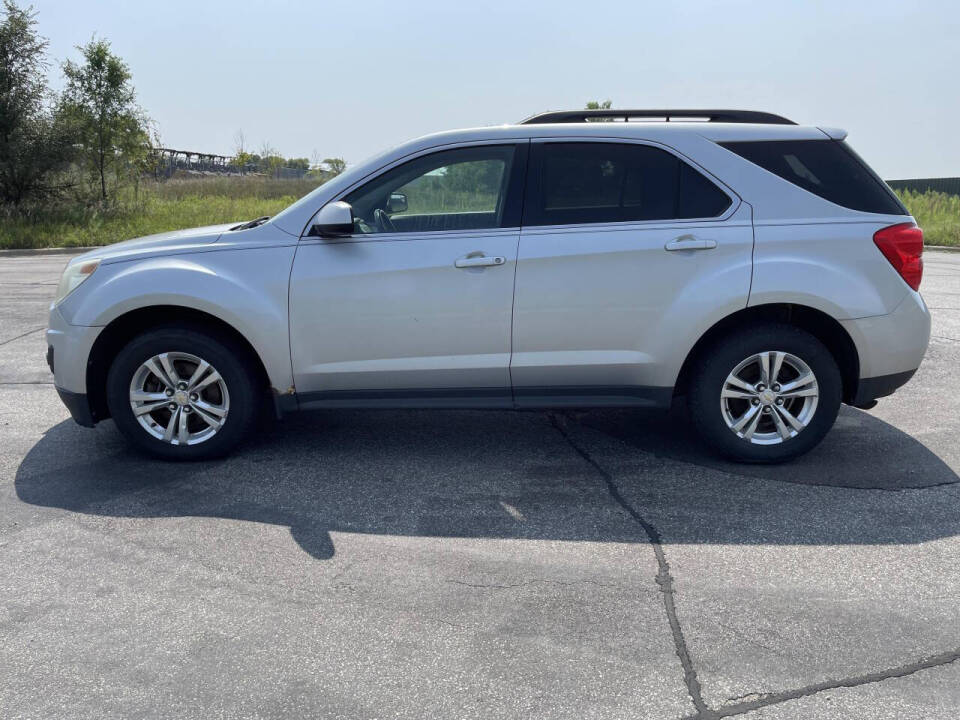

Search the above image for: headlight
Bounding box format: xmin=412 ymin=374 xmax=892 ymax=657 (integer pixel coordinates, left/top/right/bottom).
xmin=55 ymin=258 xmax=101 ymax=305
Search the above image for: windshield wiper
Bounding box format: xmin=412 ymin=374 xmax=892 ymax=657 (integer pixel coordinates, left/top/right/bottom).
xmin=231 ymin=216 xmax=270 ymax=231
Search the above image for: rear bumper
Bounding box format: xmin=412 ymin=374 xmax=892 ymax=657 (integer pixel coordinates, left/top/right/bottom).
xmin=841 ymin=290 xmax=930 ymax=402
xmin=851 ymin=369 xmax=917 ymax=406
xmin=56 ymin=387 xmax=95 ymax=427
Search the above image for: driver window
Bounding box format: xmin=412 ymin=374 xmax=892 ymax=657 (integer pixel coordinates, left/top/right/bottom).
xmin=343 ymin=145 xmax=515 ymax=235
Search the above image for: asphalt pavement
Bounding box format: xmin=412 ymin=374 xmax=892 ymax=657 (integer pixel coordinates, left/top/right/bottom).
xmin=1 ymin=250 xmax=959 ymax=719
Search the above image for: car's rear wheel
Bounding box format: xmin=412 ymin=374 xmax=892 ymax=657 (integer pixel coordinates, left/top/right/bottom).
xmin=688 ymin=323 xmax=842 ymax=463
xmin=106 ymin=327 xmax=259 ymax=460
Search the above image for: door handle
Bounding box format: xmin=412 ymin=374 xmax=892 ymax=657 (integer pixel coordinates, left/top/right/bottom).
xmin=664 ymin=235 xmax=717 ymax=251
xmin=455 ymin=254 xmax=506 ymax=268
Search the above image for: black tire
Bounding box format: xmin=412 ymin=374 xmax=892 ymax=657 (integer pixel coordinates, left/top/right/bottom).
xmin=687 ymin=322 xmax=842 ymax=463
xmin=106 ymin=326 xmax=260 ymax=461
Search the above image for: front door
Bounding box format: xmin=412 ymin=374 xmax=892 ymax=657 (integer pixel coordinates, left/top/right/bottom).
xmin=289 ymin=142 xmax=528 ymax=408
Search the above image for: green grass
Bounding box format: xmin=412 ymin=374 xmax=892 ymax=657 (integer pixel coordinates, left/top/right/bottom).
xmin=0 ymin=177 xmax=957 ymax=250
xmin=0 ymin=176 xmax=322 ymax=249
xmin=896 ymin=189 xmax=960 ymax=247
xmin=151 ymin=175 xmax=321 ymax=201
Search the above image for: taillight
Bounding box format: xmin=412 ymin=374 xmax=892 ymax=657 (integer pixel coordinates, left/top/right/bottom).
xmin=873 ymin=222 xmax=924 ymax=291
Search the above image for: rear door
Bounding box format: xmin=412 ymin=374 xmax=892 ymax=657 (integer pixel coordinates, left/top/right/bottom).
xmin=511 ymin=139 xmax=754 ymax=406
xmin=289 ymin=142 xmax=528 ymax=407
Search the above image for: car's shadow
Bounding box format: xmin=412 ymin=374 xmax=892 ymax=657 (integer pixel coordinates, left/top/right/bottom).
xmin=576 ymin=402 xmax=960 ymax=490
xmin=14 ymin=405 xmax=960 ymax=560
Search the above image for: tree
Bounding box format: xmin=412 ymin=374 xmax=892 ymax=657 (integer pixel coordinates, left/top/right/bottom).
xmin=0 ymin=1 xmax=72 ymax=205
xmin=444 ymin=159 xmax=501 ymax=195
xmin=321 ymin=157 xmax=346 ymax=176
xmin=233 ymin=129 xmax=253 ymax=175
xmin=586 ymin=100 xmax=613 ymax=110
xmin=257 ymin=140 xmax=284 ymax=177
xmin=307 ymin=156 xmax=345 ymax=183
xmin=60 ymin=38 xmax=151 ymax=203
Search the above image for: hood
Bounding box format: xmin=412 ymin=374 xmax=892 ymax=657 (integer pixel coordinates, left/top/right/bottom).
xmin=77 ymin=223 xmax=240 ymax=265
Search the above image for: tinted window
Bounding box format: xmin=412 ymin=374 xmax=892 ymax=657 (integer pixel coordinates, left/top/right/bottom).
xmin=525 ymin=142 xmax=731 ymax=226
xmin=679 ymin=162 xmax=733 ymax=218
xmin=344 ymin=145 xmax=518 ymax=234
xmin=720 ymin=139 xmax=906 ymax=215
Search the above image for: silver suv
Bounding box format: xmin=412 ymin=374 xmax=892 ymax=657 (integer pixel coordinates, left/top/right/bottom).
xmin=46 ymin=109 xmax=930 ymax=462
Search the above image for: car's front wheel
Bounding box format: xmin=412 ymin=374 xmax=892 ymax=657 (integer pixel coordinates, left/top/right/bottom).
xmin=106 ymin=327 xmax=260 ymax=460
xmin=688 ymin=323 xmax=842 ymax=463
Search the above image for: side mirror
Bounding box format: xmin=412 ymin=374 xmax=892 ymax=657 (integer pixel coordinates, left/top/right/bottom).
xmin=386 ymin=192 xmax=408 ymax=214
xmin=312 ymin=201 xmax=354 ymax=237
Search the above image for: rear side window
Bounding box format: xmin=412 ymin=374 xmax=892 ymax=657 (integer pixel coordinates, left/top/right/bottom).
xmin=720 ymin=139 xmax=906 ymax=215
xmin=524 ymin=142 xmax=732 ymax=226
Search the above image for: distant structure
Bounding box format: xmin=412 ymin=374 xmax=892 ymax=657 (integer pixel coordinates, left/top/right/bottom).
xmin=154 ymin=147 xmax=308 ymax=179
xmin=887 ymin=177 xmax=960 ymax=197
xmin=155 ymin=148 xmax=236 ymax=176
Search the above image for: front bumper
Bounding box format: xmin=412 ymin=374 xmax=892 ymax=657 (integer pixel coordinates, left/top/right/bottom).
xmin=46 ymin=304 xmax=102 ymax=394
xmin=47 ymin=303 xmax=103 ymax=427
xmin=55 ymin=387 xmax=95 ymax=427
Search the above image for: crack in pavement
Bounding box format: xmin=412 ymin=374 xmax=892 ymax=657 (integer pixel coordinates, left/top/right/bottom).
xmin=548 ymin=412 xmax=711 ymax=718
xmin=0 ymin=327 xmax=44 ymax=347
xmin=683 ymin=647 xmax=960 ymax=718
xmin=549 ymin=413 xmax=960 ymax=719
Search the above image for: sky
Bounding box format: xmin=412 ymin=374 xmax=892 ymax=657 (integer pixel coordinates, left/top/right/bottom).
xmin=34 ymin=0 xmax=960 ymax=179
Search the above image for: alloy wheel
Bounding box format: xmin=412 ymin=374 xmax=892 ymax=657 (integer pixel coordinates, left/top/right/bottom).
xmin=720 ymin=350 xmax=819 ymax=445
xmin=128 ymin=351 xmax=230 ymax=446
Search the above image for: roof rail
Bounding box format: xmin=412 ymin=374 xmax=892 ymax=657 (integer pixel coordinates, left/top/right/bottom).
xmin=518 ymin=109 xmax=796 ymax=125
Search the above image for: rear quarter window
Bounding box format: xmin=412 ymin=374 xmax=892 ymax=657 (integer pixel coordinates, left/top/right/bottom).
xmin=720 ymin=139 xmax=906 ymax=215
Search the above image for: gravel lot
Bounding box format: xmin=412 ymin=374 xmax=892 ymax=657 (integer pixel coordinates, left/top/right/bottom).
xmin=1 ymin=250 xmax=959 ymax=719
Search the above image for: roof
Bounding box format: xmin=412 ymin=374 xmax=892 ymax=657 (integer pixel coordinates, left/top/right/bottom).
xmin=404 ymin=122 xmax=831 ymax=148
